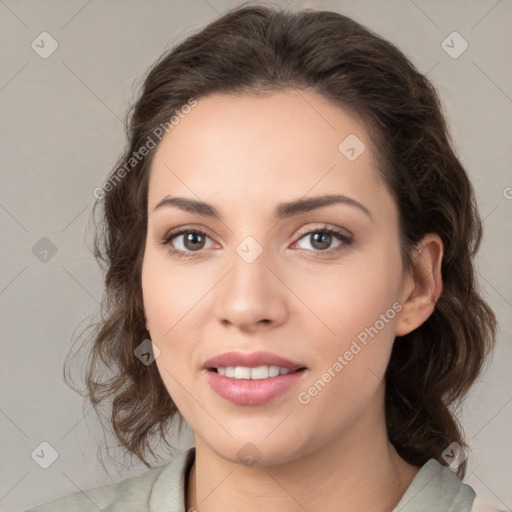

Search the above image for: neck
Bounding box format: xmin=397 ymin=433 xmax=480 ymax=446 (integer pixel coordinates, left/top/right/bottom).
xmin=186 ymin=389 xmax=420 ymax=512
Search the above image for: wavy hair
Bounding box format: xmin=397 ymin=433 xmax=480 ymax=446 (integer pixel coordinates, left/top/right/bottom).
xmin=65 ymin=3 xmax=497 ymax=478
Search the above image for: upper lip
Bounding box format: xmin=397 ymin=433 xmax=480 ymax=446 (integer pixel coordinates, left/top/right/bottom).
xmin=203 ymin=351 xmax=306 ymax=371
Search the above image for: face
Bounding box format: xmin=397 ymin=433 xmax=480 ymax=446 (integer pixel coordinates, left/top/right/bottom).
xmin=141 ymin=90 xmax=410 ymax=465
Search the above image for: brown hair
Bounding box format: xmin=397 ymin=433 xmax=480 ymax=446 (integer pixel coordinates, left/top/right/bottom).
xmin=65 ymin=3 xmax=497 ymax=478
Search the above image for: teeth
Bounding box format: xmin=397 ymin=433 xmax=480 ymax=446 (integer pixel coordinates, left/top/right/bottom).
xmin=235 ymin=366 xmax=251 ymax=379
xmin=215 ymin=365 xmax=295 ymax=379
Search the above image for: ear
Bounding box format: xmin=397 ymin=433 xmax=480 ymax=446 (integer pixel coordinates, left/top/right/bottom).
xmin=394 ymin=233 xmax=444 ymax=337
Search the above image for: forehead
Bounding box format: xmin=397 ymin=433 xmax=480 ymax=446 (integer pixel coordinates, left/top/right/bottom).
xmin=147 ymin=90 xmax=391 ymax=218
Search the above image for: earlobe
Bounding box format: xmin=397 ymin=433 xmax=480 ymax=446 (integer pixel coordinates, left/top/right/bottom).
xmin=394 ymin=233 xmax=443 ymax=337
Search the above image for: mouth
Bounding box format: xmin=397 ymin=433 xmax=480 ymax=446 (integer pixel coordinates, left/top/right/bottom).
xmin=208 ymin=365 xmax=306 ymax=379
xmin=203 ymin=350 xmax=306 ymax=373
xmin=203 ymin=351 xmax=308 ymax=405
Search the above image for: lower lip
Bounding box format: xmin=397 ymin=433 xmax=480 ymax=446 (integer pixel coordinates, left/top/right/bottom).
xmin=205 ymin=369 xmax=306 ymax=405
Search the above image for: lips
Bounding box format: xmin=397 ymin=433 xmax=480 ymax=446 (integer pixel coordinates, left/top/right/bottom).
xmin=203 ymin=351 xmax=306 ymax=372
xmin=203 ymin=351 xmax=307 ymax=405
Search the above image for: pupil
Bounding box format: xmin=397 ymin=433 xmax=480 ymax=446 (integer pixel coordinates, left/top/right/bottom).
xmin=312 ymin=233 xmax=331 ymax=250
xmin=185 ymin=233 xmax=205 ymax=250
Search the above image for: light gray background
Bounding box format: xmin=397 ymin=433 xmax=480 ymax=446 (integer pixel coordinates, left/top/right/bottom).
xmin=1 ymin=1 xmax=511 ymax=511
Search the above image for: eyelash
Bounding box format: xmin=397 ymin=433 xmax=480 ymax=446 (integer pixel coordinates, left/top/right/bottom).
xmin=160 ymin=225 xmax=353 ymax=259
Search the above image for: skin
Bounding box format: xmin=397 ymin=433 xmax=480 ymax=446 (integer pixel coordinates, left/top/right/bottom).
xmin=141 ymin=90 xmax=443 ymax=512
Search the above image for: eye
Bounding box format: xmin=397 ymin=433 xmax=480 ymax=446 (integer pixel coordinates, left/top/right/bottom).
xmin=160 ymin=228 xmax=215 ymax=258
xmin=160 ymin=225 xmax=353 ymax=259
xmin=293 ymin=225 xmax=352 ymax=255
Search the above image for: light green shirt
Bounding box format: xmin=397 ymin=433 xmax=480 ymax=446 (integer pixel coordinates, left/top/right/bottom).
xmin=25 ymin=447 xmax=475 ymax=511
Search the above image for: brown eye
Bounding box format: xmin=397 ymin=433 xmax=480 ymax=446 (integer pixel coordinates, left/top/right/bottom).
xmin=181 ymin=232 xmax=207 ymax=251
xmin=161 ymin=228 xmax=215 ymax=257
xmin=295 ymin=227 xmax=352 ymax=254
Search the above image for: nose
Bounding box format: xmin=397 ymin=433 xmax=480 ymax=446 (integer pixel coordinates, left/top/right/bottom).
xmin=214 ymin=246 xmax=288 ymax=332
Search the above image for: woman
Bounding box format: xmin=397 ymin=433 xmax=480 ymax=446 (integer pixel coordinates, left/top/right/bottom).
xmin=27 ymin=3 xmax=497 ymax=511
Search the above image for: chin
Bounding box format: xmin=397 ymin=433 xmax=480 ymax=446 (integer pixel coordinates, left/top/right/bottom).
xmin=196 ymin=429 xmax=313 ymax=468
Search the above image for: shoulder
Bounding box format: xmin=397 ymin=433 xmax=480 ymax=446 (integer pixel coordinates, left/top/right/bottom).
xmin=393 ymin=458 xmax=476 ymax=512
xmin=24 ymin=448 xmax=194 ymax=512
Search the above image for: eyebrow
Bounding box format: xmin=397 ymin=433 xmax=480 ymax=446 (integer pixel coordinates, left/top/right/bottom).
xmin=152 ymin=194 xmax=373 ymax=222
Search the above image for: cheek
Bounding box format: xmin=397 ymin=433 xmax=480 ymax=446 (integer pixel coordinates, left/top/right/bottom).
xmin=141 ymin=251 xmax=218 ymax=401
xmin=289 ymin=247 xmax=403 ymax=415
xmin=141 ymin=257 xmax=199 ymax=414
xmin=294 ymin=265 xmax=401 ymax=427
xmin=290 ymin=251 xmax=402 ymax=346
xmin=141 ymin=251 xmax=212 ymax=339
